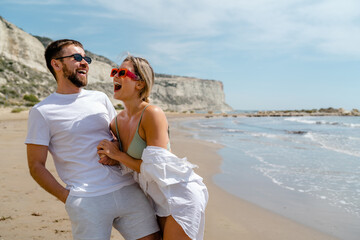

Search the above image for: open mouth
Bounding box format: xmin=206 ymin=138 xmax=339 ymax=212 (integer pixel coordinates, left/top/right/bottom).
xmin=77 ymin=70 xmax=87 ymax=75
xmin=114 ymin=82 xmax=122 ymax=91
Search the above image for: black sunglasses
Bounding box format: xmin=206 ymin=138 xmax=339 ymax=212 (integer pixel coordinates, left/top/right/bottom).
xmin=55 ymin=53 xmax=92 ymax=64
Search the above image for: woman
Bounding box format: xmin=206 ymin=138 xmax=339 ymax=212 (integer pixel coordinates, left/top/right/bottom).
xmin=97 ymin=55 xmax=208 ymax=240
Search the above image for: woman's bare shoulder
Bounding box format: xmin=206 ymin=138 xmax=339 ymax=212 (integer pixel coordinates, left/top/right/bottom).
xmin=110 ymin=111 xmax=126 ymax=127
xmin=143 ymin=105 xmax=166 ymax=121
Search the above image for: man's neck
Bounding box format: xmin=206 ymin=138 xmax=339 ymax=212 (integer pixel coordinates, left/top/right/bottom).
xmin=56 ymin=78 xmax=82 ymax=94
xmin=56 ymin=84 xmax=82 ymax=94
xmin=56 ymin=88 xmax=82 ymax=94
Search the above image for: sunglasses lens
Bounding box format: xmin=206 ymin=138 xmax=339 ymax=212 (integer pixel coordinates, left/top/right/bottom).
xmin=73 ymin=54 xmax=82 ymax=62
xmin=118 ymin=69 xmax=126 ymax=77
xmin=84 ymin=56 xmax=92 ymax=64
xmin=110 ymin=69 xmax=118 ymax=77
xmin=72 ymin=54 xmax=92 ymax=64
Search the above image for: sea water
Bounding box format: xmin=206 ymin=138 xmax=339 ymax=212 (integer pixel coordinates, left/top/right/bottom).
xmin=180 ymin=116 xmax=360 ymax=239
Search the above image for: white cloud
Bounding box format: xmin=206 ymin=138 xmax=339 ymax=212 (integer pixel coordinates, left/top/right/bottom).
xmin=89 ymin=0 xmax=222 ymax=38
xmin=5 ymin=0 xmax=360 ymax=59
xmin=29 ymin=0 xmax=352 ymax=64
xmin=86 ymin=0 xmax=360 ymax=59
xmin=148 ymin=41 xmax=201 ymax=61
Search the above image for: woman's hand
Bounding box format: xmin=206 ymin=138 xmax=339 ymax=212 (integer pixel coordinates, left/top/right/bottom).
xmin=98 ymin=154 xmax=120 ymax=166
xmin=97 ymin=139 xmax=122 ymax=161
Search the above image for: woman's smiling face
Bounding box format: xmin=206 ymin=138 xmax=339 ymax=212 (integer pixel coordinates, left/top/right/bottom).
xmin=113 ymin=61 xmax=138 ymax=100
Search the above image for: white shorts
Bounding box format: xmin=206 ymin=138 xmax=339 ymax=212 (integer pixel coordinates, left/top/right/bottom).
xmin=65 ymin=183 xmax=159 ymax=240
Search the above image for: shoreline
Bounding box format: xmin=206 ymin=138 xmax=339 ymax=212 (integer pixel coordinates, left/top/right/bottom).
xmin=0 ymin=108 xmax=338 ymax=239
xmin=168 ymin=115 xmax=338 ymax=240
xmin=3 ymin=105 xmax=360 ymax=120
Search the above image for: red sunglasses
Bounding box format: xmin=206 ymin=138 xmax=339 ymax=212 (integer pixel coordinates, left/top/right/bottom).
xmin=110 ymin=68 xmax=139 ymax=80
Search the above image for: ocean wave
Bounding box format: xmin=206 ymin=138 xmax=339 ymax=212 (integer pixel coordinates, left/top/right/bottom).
xmin=304 ymin=132 xmax=360 ymax=157
xmin=285 ymin=117 xmax=360 ymax=128
xmin=197 ymin=123 xmax=223 ymax=129
xmin=205 ymin=139 xmax=218 ymax=144
xmin=249 ymin=132 xmax=281 ymax=139
xmin=245 ymin=151 xmax=285 ymax=169
xmin=227 ymin=129 xmax=244 ymax=133
xmin=285 ymin=117 xmax=317 ymax=125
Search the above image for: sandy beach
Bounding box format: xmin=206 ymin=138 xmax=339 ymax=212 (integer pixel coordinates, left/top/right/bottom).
xmin=0 ymin=108 xmax=338 ymax=240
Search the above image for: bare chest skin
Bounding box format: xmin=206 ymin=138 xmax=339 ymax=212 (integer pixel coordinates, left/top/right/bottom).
xmin=114 ymin=111 xmax=145 ymax=153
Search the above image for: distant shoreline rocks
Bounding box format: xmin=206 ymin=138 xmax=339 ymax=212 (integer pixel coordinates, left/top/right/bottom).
xmin=203 ymin=107 xmax=360 ymax=118
xmin=250 ymin=107 xmax=360 ymax=117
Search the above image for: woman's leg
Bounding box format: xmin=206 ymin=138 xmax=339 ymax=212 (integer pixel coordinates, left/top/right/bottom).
xmin=158 ymin=216 xmax=166 ymax=234
xmin=162 ymin=216 xmax=191 ymax=240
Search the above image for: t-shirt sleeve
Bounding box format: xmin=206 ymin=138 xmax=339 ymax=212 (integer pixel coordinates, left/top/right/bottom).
xmin=24 ymin=107 xmax=50 ymax=146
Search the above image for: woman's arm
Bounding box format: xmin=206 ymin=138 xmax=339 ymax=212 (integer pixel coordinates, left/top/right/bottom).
xmin=97 ymin=139 xmax=143 ymax=172
xmin=141 ymin=105 xmax=169 ymax=149
xmin=97 ymin=105 xmax=169 ymax=172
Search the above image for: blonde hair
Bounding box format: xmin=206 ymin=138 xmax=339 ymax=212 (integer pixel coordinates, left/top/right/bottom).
xmin=123 ymin=55 xmax=154 ymax=103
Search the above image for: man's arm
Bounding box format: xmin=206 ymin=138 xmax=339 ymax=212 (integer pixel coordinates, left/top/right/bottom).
xmin=27 ymin=144 xmax=69 ymax=203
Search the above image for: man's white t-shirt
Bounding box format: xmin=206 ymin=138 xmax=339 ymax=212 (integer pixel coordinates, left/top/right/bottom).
xmin=25 ymin=89 xmax=134 ymax=197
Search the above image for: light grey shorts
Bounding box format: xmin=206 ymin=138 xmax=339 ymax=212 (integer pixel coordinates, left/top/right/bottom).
xmin=65 ymin=183 xmax=160 ymax=240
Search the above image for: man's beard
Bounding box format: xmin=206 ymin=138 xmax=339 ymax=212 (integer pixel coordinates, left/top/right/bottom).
xmin=63 ymin=64 xmax=87 ymax=88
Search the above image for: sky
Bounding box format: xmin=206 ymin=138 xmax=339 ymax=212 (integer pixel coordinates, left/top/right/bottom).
xmin=1 ymin=0 xmax=359 ymax=111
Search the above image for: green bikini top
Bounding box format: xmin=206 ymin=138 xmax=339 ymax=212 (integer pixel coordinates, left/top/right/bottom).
xmin=115 ymin=105 xmax=170 ymax=159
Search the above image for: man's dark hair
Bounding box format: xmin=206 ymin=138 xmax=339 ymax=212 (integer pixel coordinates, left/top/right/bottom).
xmin=45 ymin=39 xmax=83 ymax=78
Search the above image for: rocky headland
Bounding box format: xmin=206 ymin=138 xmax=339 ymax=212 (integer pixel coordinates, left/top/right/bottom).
xmin=0 ymin=16 xmax=232 ymax=113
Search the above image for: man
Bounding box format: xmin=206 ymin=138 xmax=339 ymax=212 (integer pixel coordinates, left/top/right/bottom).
xmin=25 ymin=39 xmax=160 ymax=240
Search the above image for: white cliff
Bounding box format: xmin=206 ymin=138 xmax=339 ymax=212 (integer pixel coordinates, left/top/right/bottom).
xmin=0 ymin=17 xmax=47 ymax=73
xmin=152 ymin=76 xmax=232 ymax=112
xmin=0 ymin=16 xmax=232 ymax=112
